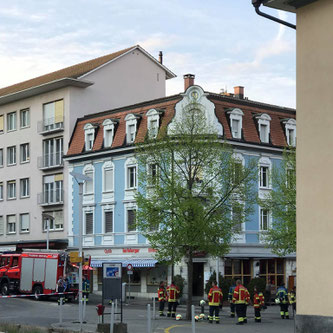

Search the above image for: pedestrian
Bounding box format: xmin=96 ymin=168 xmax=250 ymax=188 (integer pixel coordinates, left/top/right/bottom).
xmin=166 ymin=281 xmax=180 ymax=318
xmin=228 ymin=280 xmax=236 ymax=318
xmin=57 ymin=276 xmax=65 ymax=305
xmin=288 ymin=286 xmax=296 ymax=316
xmin=276 ymin=283 xmax=289 ymax=319
xmin=158 ymin=281 xmax=167 ymax=316
xmin=253 ymin=286 xmax=264 ymax=323
xmin=82 ymin=276 xmax=90 ymax=302
xmin=232 ymin=279 xmax=247 ymax=325
xmin=208 ymin=280 xmax=223 ymax=324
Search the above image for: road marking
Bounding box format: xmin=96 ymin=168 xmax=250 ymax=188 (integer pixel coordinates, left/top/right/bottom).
xmin=164 ymin=324 xmax=187 ymax=333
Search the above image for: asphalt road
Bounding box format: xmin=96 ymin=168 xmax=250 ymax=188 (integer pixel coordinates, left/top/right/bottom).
xmin=0 ymin=297 xmax=296 ymax=333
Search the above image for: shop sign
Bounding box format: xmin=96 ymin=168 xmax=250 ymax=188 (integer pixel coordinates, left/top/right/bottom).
xmin=104 ymin=249 xmax=112 ymax=254
xmin=123 ymin=248 xmax=140 ymax=254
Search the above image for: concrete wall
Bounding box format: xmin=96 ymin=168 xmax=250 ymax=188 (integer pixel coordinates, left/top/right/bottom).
xmin=297 ymin=0 xmax=333 ymax=319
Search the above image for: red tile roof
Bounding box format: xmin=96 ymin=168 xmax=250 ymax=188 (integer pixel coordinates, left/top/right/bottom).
xmin=66 ymin=92 xmax=295 ymax=157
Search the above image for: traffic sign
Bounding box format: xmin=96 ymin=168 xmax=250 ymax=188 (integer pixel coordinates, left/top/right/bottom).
xmin=127 ymin=264 xmax=133 ymax=271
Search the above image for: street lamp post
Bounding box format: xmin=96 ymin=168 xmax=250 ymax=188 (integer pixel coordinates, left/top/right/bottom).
xmin=42 ymin=213 xmax=54 ymax=251
xmin=70 ymin=172 xmax=92 ymax=330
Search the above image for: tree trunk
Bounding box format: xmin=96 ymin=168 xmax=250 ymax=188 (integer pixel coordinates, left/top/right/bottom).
xmin=186 ymin=252 xmax=193 ymax=320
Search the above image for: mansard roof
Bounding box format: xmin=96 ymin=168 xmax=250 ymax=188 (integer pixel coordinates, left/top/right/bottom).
xmin=66 ymin=86 xmax=296 ymax=158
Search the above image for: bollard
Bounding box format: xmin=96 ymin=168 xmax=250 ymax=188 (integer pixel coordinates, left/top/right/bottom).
xmin=110 ymin=302 xmax=115 ymax=333
xmin=59 ymin=297 xmax=63 ymax=326
xmin=153 ymin=298 xmax=156 ymax=320
xmin=191 ymin=304 xmax=195 ymax=333
xmin=147 ymin=304 xmax=151 ymax=333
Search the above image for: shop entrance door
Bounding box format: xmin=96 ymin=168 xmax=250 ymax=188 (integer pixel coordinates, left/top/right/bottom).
xmin=192 ymin=262 xmax=204 ymax=296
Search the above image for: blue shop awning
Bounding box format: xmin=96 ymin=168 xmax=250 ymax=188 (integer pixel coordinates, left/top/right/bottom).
xmin=91 ymin=259 xmax=158 ymax=268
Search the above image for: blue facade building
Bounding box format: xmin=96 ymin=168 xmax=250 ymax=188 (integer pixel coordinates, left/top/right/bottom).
xmin=65 ymin=77 xmax=296 ymax=298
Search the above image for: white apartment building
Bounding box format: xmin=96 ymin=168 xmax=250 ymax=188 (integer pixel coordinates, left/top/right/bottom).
xmin=0 ymin=45 xmax=175 ymax=251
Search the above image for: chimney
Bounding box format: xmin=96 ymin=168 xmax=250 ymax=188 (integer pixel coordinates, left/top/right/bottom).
xmin=184 ymin=74 xmax=195 ymax=91
xmin=159 ymin=51 xmax=163 ymax=64
xmin=234 ymin=86 xmax=244 ymax=99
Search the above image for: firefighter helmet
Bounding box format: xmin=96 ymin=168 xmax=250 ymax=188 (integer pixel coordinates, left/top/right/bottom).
xmin=176 ymin=314 xmax=182 ymax=320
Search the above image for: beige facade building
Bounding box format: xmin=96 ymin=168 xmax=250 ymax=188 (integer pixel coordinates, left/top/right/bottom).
xmin=0 ymin=45 xmax=175 ymax=251
xmin=263 ymin=0 xmax=333 ymax=331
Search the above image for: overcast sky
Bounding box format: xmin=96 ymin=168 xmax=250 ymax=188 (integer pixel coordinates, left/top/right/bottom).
xmin=0 ymin=0 xmax=296 ymax=108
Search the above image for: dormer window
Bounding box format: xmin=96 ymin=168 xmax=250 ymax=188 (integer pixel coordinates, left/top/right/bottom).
xmin=125 ymin=114 xmax=140 ymax=144
xmin=227 ymin=108 xmax=244 ymax=139
xmin=84 ymin=123 xmax=96 ymax=151
xmin=255 ymin=114 xmax=271 ymax=143
xmin=282 ymin=119 xmax=296 ymax=147
xmin=146 ymin=108 xmax=164 ymax=139
xmin=103 ymin=119 xmax=118 ymax=148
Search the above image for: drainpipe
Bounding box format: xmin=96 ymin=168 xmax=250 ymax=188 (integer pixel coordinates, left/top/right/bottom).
xmin=252 ymin=0 xmax=296 ymax=30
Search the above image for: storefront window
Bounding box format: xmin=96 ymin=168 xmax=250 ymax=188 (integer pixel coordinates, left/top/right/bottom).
xmin=122 ymin=267 xmax=141 ymax=284
xmin=224 ymin=259 xmax=252 ymax=286
xmin=259 ymin=259 xmax=285 ymax=287
xmin=146 ymin=265 xmax=168 ymax=285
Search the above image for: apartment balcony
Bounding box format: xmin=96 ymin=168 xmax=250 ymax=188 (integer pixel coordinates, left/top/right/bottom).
xmin=38 ymin=153 xmax=63 ymax=170
xmin=38 ymin=189 xmax=64 ymax=206
xmin=38 ymin=116 xmax=64 ymax=135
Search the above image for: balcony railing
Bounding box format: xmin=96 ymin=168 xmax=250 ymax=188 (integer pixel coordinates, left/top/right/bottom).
xmin=38 ymin=189 xmax=64 ymax=206
xmin=38 ymin=153 xmax=63 ymax=169
xmin=38 ymin=116 xmax=64 ymax=134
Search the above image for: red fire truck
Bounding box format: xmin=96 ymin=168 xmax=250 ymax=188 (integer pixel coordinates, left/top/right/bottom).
xmin=0 ymin=251 xmax=77 ymax=300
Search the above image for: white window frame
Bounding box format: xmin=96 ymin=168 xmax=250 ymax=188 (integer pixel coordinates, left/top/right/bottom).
xmin=6 ymin=214 xmax=16 ymax=234
xmin=20 ymin=143 xmax=30 ymax=164
xmin=125 ymin=114 xmax=140 ymax=144
xmin=20 ymin=108 xmax=30 ymax=128
xmin=146 ymin=108 xmax=163 ymax=139
xmin=20 ymin=178 xmax=30 ymax=198
xmin=43 ymin=210 xmax=64 ymax=231
xmin=43 ymin=137 xmax=63 ymax=168
xmin=227 ymin=108 xmax=244 ymax=139
xmin=259 ymin=157 xmax=271 ymax=189
xmin=7 ymin=112 xmax=17 ymax=132
xmin=84 ymin=123 xmax=96 ymax=151
xmin=125 ymin=158 xmax=137 ymax=190
xmin=260 ymin=207 xmax=270 ymax=231
xmin=103 ymin=119 xmax=117 ymax=148
xmin=102 ymin=161 xmax=114 ymax=193
xmin=282 ymin=119 xmax=296 ymax=147
xmin=7 ymin=146 xmax=16 ymax=166
xmin=7 ymin=180 xmax=16 ymax=200
xmin=255 ymin=113 xmax=271 ymax=143
xmin=83 ymin=164 xmax=94 ymax=194
xmin=20 ymin=213 xmax=30 ymax=233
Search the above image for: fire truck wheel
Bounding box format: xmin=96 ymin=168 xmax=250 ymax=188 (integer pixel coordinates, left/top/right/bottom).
xmin=1 ymin=283 xmax=9 ymax=295
xmin=32 ymin=285 xmax=43 ymax=300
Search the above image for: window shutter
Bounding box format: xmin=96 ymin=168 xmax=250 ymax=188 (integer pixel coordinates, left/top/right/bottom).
xmin=85 ymin=212 xmax=93 ymax=234
xmin=127 ymin=210 xmax=136 ymax=232
xmin=20 ymin=214 xmax=30 ymax=231
xmin=55 ymin=100 xmax=64 ymax=123
xmin=105 ymin=211 xmax=113 ymax=233
xmin=104 ymin=169 xmax=113 ymax=191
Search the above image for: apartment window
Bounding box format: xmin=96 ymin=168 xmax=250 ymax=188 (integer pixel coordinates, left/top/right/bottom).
xmin=0 ymin=115 xmax=3 ymax=134
xmin=283 ymin=119 xmax=296 ymax=147
xmin=20 ymin=213 xmax=30 ymax=233
xmin=147 ymin=108 xmax=163 ymax=139
xmin=105 ymin=211 xmax=113 ymax=233
xmin=259 ymin=124 xmax=268 ymax=143
xmin=7 ymin=112 xmax=16 ymax=131
xmin=233 ymin=162 xmax=243 ymax=184
xmin=43 ymin=100 xmax=64 ymax=131
xmin=231 ymin=119 xmax=240 ymax=138
xmin=43 ymin=137 xmax=63 ymax=167
xmin=0 ymin=182 xmax=3 ymax=200
xmin=0 ymin=216 xmax=3 ymax=235
xmin=128 ymin=124 xmax=136 ymax=143
xmin=20 ymin=143 xmax=30 ymax=163
xmin=7 ymin=215 xmax=16 ymax=234
xmin=0 ymin=148 xmax=3 ymax=167
xmin=232 ymin=204 xmax=243 ymax=232
xmin=127 ymin=209 xmax=136 ymax=232
xmin=85 ymin=212 xmax=93 ymax=235
xmin=227 ymin=108 xmax=244 ymax=139
xmin=103 ymin=119 xmax=117 ymax=148
xmin=42 ymin=174 xmax=63 ymax=204
xmin=20 ymin=178 xmax=30 ymax=198
xmin=125 ymin=114 xmax=139 ymax=144
xmin=259 ymin=166 xmax=269 ymax=188
xmin=260 ymin=208 xmax=270 ymax=231
xmin=84 ymin=123 xmax=96 ymax=151
xmin=20 ymin=108 xmax=30 ymax=128
xmin=7 ymin=180 xmax=16 ymax=199
xmin=43 ymin=211 xmax=63 ymax=231
xmin=127 ymin=166 xmax=137 ymax=189
xmin=148 ymin=163 xmax=158 ymax=185
xmin=256 ymin=113 xmax=271 ymax=143
xmin=7 ymin=146 xmax=16 ymax=165
xmin=104 ymin=166 xmax=114 ymax=192
xmin=84 ymin=168 xmax=94 ymax=194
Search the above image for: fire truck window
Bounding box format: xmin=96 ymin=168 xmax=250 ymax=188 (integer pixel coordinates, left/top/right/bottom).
xmin=0 ymin=258 xmax=8 ymax=266
xmin=12 ymin=257 xmax=18 ymax=266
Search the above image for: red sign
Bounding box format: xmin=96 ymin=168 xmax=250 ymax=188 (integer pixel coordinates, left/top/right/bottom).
xmin=104 ymin=249 xmax=112 ymax=254
xmin=127 ymin=264 xmax=133 ymax=271
xmin=123 ymin=248 xmax=140 ymax=254
xmin=148 ymin=248 xmax=157 ymax=253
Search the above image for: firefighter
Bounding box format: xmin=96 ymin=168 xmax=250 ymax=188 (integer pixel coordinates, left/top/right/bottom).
xmin=57 ymin=276 xmax=65 ymax=304
xmin=158 ymin=281 xmax=167 ymax=316
xmin=166 ymin=281 xmax=180 ymax=318
xmin=253 ymin=286 xmax=264 ymax=322
xmin=228 ymin=280 xmax=236 ymax=318
xmin=289 ymin=286 xmax=296 ymax=315
xmin=276 ymin=283 xmax=289 ymax=319
xmin=232 ymin=279 xmax=247 ymax=325
xmin=244 ymin=287 xmax=250 ymax=323
xmin=82 ymin=276 xmax=90 ymax=302
xmin=207 ymin=280 xmax=223 ymax=324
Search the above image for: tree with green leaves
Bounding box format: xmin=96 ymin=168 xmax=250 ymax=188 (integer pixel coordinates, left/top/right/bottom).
xmin=258 ymin=148 xmax=296 ymax=256
xmin=135 ymin=104 xmax=257 ymax=319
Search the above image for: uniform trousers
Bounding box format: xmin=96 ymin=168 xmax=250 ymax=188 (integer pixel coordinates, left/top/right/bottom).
xmin=167 ymin=301 xmax=177 ymax=317
xmin=209 ymin=305 xmax=220 ymax=322
xmin=235 ymin=303 xmax=246 ymax=323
